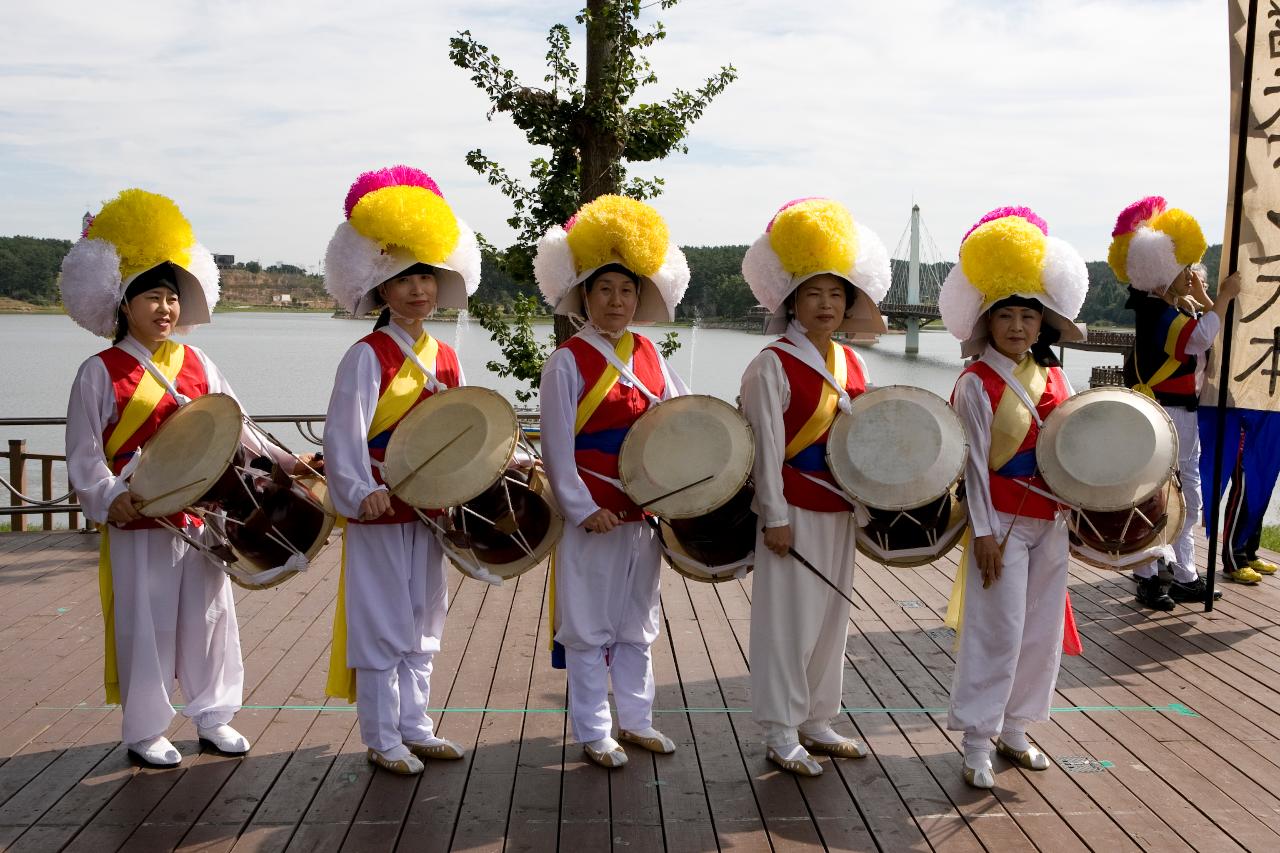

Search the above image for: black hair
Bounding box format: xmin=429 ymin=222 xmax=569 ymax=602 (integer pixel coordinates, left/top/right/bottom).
xmin=372 ymin=263 xmax=438 ymax=330
xmin=987 ymin=295 xmax=1061 ymax=367
xmin=582 ymin=263 xmax=639 ymax=293
xmin=783 ymin=276 xmax=858 ymax=321
xmin=112 ymin=263 xmax=181 ymax=344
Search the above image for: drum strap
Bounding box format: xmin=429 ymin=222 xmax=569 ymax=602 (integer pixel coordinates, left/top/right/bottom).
xmin=117 ymin=336 xmax=191 ymax=407
xmin=578 ymin=331 xmax=661 ymax=404
xmin=380 ymin=325 xmax=446 ymax=394
xmin=792 ymin=469 xmax=870 ymax=525
xmin=770 ymin=339 xmax=855 ymax=415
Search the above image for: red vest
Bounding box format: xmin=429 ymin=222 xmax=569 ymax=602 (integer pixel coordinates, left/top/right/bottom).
xmin=961 ymin=359 xmax=1070 ymax=520
xmin=98 ymin=344 xmax=209 ymax=530
xmin=767 ymin=339 xmax=867 ymax=512
xmin=565 ymin=334 xmax=666 ymax=522
xmin=352 ymin=330 xmax=463 ymax=525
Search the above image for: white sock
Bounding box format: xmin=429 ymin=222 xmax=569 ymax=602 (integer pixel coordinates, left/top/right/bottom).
xmin=771 ymin=742 xmax=809 ymax=762
xmin=587 ymin=736 xmax=621 ymax=753
xmin=373 ymin=743 xmax=412 ymax=762
xmin=999 ymin=729 xmax=1030 ymax=751
xmin=798 ymin=726 xmax=844 ymax=744
xmin=964 ymin=748 xmax=993 ymax=770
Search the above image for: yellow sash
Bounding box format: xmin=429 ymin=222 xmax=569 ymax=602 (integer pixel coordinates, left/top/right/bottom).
xmin=945 ymin=356 xmax=1049 ymax=644
xmin=326 ymin=332 xmax=440 ymax=702
xmin=97 ymin=340 xmax=187 ymax=704
xmin=783 ymin=340 xmax=848 ymax=460
xmin=368 ymin=332 xmax=440 ymax=439
xmin=1132 ymin=314 xmax=1191 ymax=399
xmin=574 ymin=332 xmax=634 ymax=434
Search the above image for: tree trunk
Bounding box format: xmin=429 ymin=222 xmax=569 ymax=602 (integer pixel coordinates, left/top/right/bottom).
xmin=557 ymin=0 xmax=625 ymax=345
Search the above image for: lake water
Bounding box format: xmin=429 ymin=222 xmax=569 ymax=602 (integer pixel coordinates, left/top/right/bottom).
xmin=3 ymin=312 xmax=1275 ymax=525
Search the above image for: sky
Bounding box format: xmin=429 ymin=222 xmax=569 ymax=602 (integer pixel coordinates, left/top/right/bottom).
xmin=0 ymin=0 xmax=1230 ymax=270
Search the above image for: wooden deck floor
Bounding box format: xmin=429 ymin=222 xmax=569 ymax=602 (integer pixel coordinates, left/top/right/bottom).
xmin=1 ymin=530 xmax=1280 ymax=852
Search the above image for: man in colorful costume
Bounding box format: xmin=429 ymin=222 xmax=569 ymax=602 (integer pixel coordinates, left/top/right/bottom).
xmin=739 ymin=198 xmax=891 ymax=776
xmin=62 ymin=189 xmax=292 ymax=766
xmin=1109 ymin=197 xmax=1246 ymax=604
xmin=939 ymin=207 xmax=1088 ymax=789
xmin=535 ymin=195 xmax=691 ymax=768
xmin=321 ymin=166 xmax=480 ymax=775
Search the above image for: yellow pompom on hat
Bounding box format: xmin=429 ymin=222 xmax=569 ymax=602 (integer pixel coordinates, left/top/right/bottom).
xmin=533 ymin=195 xmax=689 ymax=323
xmin=324 ymin=165 xmax=480 ymax=316
xmin=58 ymin=189 xmax=220 ymax=338
xmin=1107 ymin=196 xmax=1207 ymax=293
xmin=938 ymin=206 xmax=1089 ymax=357
xmin=741 ymin=197 xmax=891 ymax=335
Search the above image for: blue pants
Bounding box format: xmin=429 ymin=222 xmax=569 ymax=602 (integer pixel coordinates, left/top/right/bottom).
xmin=1199 ymin=407 xmax=1280 ymax=569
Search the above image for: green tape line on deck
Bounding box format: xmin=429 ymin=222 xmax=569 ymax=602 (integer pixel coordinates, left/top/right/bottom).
xmin=43 ymin=702 xmax=1198 ymax=717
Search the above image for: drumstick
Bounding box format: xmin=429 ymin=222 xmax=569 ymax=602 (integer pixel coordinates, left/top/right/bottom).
xmin=786 ymin=545 xmax=861 ymax=610
xmin=135 ymin=477 xmax=210 ymax=512
xmin=387 ymin=425 xmax=474 ymax=495
xmin=637 ymin=474 xmax=716 ymax=510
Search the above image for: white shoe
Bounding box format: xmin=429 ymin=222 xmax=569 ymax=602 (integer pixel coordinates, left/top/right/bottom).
xmin=128 ymin=735 xmax=181 ymax=767
xmin=618 ymin=727 xmax=676 ymax=754
xmin=584 ymin=737 xmax=628 ymax=768
xmin=767 ymin=742 xmax=823 ymax=777
xmin=197 ymin=723 xmax=251 ymax=755
xmin=367 ymin=744 xmax=424 ymax=775
xmin=963 ymin=754 xmax=995 ymax=789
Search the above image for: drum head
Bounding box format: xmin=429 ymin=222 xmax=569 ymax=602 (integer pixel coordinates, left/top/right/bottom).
xmin=827 ymin=386 xmax=967 ymax=511
xmin=444 ymin=466 xmax=564 ymax=583
xmin=383 ymin=387 xmax=518 ymax=509
xmin=131 ymin=393 xmax=243 ymax=518
xmin=618 ymin=395 xmax=754 ymax=520
xmin=1038 ymin=387 xmax=1177 ymax=512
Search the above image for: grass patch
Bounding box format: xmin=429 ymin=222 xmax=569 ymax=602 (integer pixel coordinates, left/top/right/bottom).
xmin=1263 ymin=525 xmax=1280 ymax=553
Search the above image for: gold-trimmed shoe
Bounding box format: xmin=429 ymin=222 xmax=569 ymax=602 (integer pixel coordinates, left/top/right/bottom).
xmin=618 ymin=728 xmax=676 ymax=755
xmin=766 ymin=746 xmax=823 ymax=777
xmin=584 ymin=740 xmax=629 ymax=768
xmin=799 ymin=733 xmax=867 ymax=759
xmin=405 ymin=738 xmax=465 ymax=761
xmin=367 ymin=748 xmax=424 ymax=776
xmin=963 ymin=763 xmax=995 ymax=789
xmin=995 ymin=739 xmax=1051 ymax=771
xmin=1248 ymin=558 xmax=1278 ymax=575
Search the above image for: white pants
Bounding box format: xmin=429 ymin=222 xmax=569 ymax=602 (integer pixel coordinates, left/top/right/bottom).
xmin=108 ymin=526 xmax=244 ymax=745
xmin=948 ymin=512 xmax=1068 ymax=741
xmin=554 ymin=521 xmax=661 ymax=743
xmin=1135 ymin=406 xmax=1201 ymax=582
xmin=750 ymin=506 xmax=857 ymax=748
xmin=343 ymin=521 xmax=449 ymax=752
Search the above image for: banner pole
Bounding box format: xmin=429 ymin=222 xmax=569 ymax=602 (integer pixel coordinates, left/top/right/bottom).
xmin=1206 ymin=0 xmax=1258 ymax=612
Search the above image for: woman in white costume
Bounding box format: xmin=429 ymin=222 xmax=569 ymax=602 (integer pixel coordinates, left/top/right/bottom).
xmin=738 ymin=198 xmax=891 ymax=776
xmin=62 ymin=189 xmax=299 ymax=766
xmin=321 ymin=166 xmax=480 ymax=775
xmin=535 ymin=195 xmax=690 ymax=768
xmin=939 ymin=206 xmax=1088 ymax=789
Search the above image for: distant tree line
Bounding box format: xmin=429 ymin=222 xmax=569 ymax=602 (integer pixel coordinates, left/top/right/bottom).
xmin=0 ymin=233 xmax=1225 ymax=327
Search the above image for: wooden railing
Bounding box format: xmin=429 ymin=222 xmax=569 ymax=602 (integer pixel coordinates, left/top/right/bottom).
xmin=2 ymin=439 xmax=82 ymax=531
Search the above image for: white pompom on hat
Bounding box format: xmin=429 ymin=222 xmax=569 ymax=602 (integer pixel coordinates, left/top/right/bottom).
xmin=58 ymin=189 xmax=219 ymax=339
xmin=533 ymin=195 xmax=689 ymax=323
xmin=740 ymin=197 xmax=891 ymax=335
xmin=1107 ymin=196 xmax=1207 ymax=294
xmin=939 ymin=206 xmax=1089 ymax=358
xmin=323 ymin=165 xmax=480 ymax=316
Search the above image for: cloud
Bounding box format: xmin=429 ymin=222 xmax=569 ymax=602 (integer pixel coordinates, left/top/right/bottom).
xmin=0 ymin=0 xmax=1229 ymax=266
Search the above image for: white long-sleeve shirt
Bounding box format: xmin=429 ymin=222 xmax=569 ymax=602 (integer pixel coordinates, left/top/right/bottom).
xmin=322 ymin=332 xmax=466 ymax=520
xmin=65 ymin=338 xmax=288 ymax=525
xmin=951 ymin=345 xmax=1075 ymax=539
xmin=739 ymin=322 xmax=870 ymax=529
xmin=539 ymin=329 xmax=690 ymax=528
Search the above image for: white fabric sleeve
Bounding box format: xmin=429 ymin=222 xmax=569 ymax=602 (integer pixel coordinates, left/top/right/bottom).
xmin=538 ymin=348 xmax=599 ymax=527
xmin=851 ymin=347 xmax=874 ymax=389
xmin=953 ymin=372 xmax=998 ymax=539
xmin=740 ymin=350 xmax=792 ymax=528
xmin=194 ymin=347 xmax=297 ymax=468
xmin=322 ymin=343 xmax=385 ymax=519
xmin=1184 ymin=311 xmax=1221 ymax=358
xmin=64 ymin=356 xmax=128 ymax=525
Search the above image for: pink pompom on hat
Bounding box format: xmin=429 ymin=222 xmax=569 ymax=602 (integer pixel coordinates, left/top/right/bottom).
xmin=1107 ymin=196 xmax=1206 ymax=294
